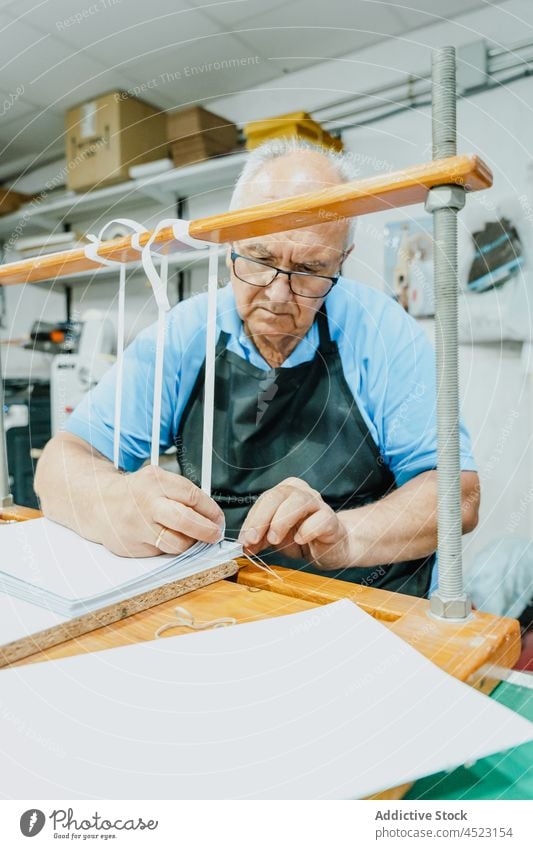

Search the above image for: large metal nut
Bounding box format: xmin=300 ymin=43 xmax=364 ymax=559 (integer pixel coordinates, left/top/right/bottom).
xmin=429 ymin=592 xmax=472 ymax=621
xmin=424 ymin=184 xmax=466 ymax=213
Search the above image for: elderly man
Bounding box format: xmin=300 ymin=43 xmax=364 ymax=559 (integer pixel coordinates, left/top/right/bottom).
xmin=35 ymin=140 xmax=479 ymax=598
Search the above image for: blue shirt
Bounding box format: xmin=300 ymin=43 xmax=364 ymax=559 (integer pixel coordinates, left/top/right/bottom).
xmin=66 ymin=276 xmax=477 ymax=483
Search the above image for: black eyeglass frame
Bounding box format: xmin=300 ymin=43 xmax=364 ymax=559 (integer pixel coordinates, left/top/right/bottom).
xmin=230 ymin=249 xmax=345 ymax=299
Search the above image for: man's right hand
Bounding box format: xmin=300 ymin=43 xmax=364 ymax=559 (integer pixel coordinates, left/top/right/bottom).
xmin=100 ymin=465 xmax=225 ymax=557
xmin=35 ymin=433 xmax=224 ymax=559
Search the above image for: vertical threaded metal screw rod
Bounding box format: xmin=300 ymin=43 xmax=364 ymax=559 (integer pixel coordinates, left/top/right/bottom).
xmin=0 ymin=343 xmax=14 ymax=508
xmin=425 ymin=47 xmax=471 ymax=620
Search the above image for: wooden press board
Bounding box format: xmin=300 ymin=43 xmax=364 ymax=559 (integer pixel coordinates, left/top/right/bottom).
xmin=0 ymin=506 xmax=238 ymax=667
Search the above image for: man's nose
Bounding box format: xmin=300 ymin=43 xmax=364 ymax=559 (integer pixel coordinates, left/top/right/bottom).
xmin=265 ymin=270 xmax=293 ymax=302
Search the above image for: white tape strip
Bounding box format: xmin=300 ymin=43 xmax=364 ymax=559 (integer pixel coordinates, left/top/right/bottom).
xmin=140 ymin=219 xmax=215 ymax=466
xmin=201 ymin=245 xmax=219 ymax=494
xmin=150 ymin=254 xmax=168 ymax=467
xmin=113 ymin=264 xmax=126 ymax=469
xmin=172 ymin=219 xmax=211 ymax=251
xmin=84 ymin=219 xmax=147 ymax=470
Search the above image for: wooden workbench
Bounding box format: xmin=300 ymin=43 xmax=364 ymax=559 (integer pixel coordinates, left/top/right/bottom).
xmin=10 ymin=559 xmax=520 ymax=696
xmin=2 ymin=511 xmax=522 ymax=799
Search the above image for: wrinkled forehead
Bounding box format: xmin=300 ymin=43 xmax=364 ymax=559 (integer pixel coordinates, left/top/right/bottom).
xmin=235 ymin=225 xmax=347 ymax=260
xmin=241 ymin=153 xmax=343 ymax=202
xmin=235 ymin=154 xmax=351 ymax=256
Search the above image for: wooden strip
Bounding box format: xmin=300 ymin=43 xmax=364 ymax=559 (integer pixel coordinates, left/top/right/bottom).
xmin=0 ymin=559 xmax=239 ymax=668
xmin=236 ymin=560 xmax=425 ymax=621
xmin=0 ymin=504 xmax=42 ymax=523
xmin=0 ymin=155 xmax=492 ymax=286
xmin=236 ymin=563 xmax=521 ymax=686
xmin=8 ymin=579 xmax=316 ymax=667
xmin=190 ymin=154 xmax=493 ymax=242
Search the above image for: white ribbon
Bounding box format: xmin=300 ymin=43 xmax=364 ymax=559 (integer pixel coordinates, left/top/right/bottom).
xmin=201 ymin=244 xmax=220 ymax=494
xmin=84 ymin=219 xmax=148 ymax=469
xmin=172 ymin=219 xmax=211 ymax=251
xmin=85 ymin=216 xmax=216 ymax=475
xmin=140 ymin=219 xmax=216 ymax=472
xmin=139 ymin=220 xmax=178 ymax=466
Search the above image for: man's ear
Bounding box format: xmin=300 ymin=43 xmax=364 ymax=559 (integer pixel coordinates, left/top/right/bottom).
xmin=225 ymin=244 xmax=232 ymax=271
xmin=341 ymin=243 xmax=354 ymax=271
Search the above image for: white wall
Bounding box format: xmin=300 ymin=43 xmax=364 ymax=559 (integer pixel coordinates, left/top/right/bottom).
xmin=1 ymin=283 xmax=65 ymax=380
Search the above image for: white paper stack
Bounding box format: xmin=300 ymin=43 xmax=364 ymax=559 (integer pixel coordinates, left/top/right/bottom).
xmin=0 ymin=517 xmax=241 ymax=618
xmin=0 ymin=599 xmax=532 ymax=799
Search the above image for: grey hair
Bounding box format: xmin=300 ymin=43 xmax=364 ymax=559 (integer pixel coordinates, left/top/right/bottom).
xmin=229 ymin=137 xmax=357 ymax=246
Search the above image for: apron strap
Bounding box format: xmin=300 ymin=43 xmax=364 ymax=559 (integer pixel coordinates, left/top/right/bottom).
xmin=316 ymin=304 xmax=337 ymax=353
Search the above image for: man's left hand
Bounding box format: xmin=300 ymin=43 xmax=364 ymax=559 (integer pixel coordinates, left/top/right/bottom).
xmin=238 ymin=477 xmax=350 ymax=570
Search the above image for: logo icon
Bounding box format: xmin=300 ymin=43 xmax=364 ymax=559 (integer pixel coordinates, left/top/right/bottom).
xmin=20 ymin=809 xmax=46 ymax=837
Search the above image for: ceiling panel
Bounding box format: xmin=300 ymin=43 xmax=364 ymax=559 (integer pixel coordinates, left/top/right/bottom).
xmin=0 ymin=93 xmax=35 ymax=128
xmin=391 ymin=0 xmax=496 ymax=29
xmin=0 ymin=0 xmax=509 ymax=168
xmin=220 ymin=0 xmax=407 ymax=72
xmin=124 ymin=32 xmax=280 ymax=108
xmin=11 ymin=0 xmax=220 ymax=58
xmin=189 ymin=0 xmax=293 ymax=28
xmin=0 ymin=111 xmax=64 ymax=161
xmin=0 ymin=12 xmax=115 ymax=111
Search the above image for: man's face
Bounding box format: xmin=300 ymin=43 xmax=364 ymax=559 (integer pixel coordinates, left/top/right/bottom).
xmin=228 ymin=227 xmax=348 ymax=342
xmin=225 ymin=150 xmax=353 ymax=344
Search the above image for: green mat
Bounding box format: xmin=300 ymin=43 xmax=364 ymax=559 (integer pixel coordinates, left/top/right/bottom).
xmin=406 ymin=681 xmax=533 ymax=800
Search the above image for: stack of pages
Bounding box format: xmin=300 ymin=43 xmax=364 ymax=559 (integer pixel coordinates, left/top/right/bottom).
xmin=0 ymin=517 xmax=241 ymax=618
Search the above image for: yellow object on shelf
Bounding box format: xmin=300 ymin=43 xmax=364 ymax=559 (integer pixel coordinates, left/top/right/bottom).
xmin=244 ymin=111 xmax=343 ymax=152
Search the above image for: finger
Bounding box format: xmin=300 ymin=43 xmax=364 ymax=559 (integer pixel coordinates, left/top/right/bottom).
xmin=279 ymin=476 xmax=315 ymax=493
xmin=147 ymin=467 xmax=224 ymax=525
xmin=155 ymin=526 xmax=197 ymax=556
xmin=153 ymin=498 xmax=223 ymax=544
xmin=294 ymin=508 xmax=339 ymax=545
xmin=238 ymin=487 xmax=287 ymax=547
xmin=266 ymin=491 xmax=322 ymax=545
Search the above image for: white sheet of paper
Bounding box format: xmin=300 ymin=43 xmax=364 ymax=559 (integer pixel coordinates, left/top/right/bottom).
xmin=0 ymin=591 xmax=68 ymax=646
xmin=0 ymin=599 xmax=531 ymax=800
xmin=0 ymin=518 xmax=238 ymax=612
xmin=0 ymin=518 xmax=177 ymax=598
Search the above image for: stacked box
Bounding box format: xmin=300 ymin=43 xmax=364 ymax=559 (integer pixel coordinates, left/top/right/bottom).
xmin=167 ymin=106 xmax=239 ymax=167
xmin=65 ymin=92 xmax=167 ymax=192
xmin=0 ymin=187 xmax=31 ymax=216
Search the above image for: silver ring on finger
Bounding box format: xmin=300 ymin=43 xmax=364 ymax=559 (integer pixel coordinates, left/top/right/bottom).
xmin=155 ymin=527 xmax=166 ymax=549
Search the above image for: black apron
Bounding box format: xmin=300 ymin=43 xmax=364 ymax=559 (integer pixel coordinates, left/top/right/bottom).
xmin=175 ymin=306 xmax=434 ymax=597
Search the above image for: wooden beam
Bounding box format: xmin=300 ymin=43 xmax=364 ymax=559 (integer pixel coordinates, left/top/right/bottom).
xmin=190 ymin=154 xmax=492 ymax=242
xmin=0 ymin=154 xmax=492 ymax=287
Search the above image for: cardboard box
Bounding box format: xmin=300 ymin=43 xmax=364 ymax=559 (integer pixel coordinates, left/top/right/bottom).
xmin=0 ymin=187 xmax=31 ymax=216
xmin=167 ymin=106 xmax=238 ymax=167
xmin=66 ymin=92 xmax=167 ymax=192
xmin=170 ymin=135 xmax=238 ymax=168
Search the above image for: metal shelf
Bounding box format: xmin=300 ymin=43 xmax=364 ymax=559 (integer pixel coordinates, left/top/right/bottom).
xmin=0 ymin=151 xmax=247 ymax=240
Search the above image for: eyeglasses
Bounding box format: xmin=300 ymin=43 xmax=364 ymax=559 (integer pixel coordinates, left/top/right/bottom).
xmin=230 ymin=249 xmax=344 ymax=299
